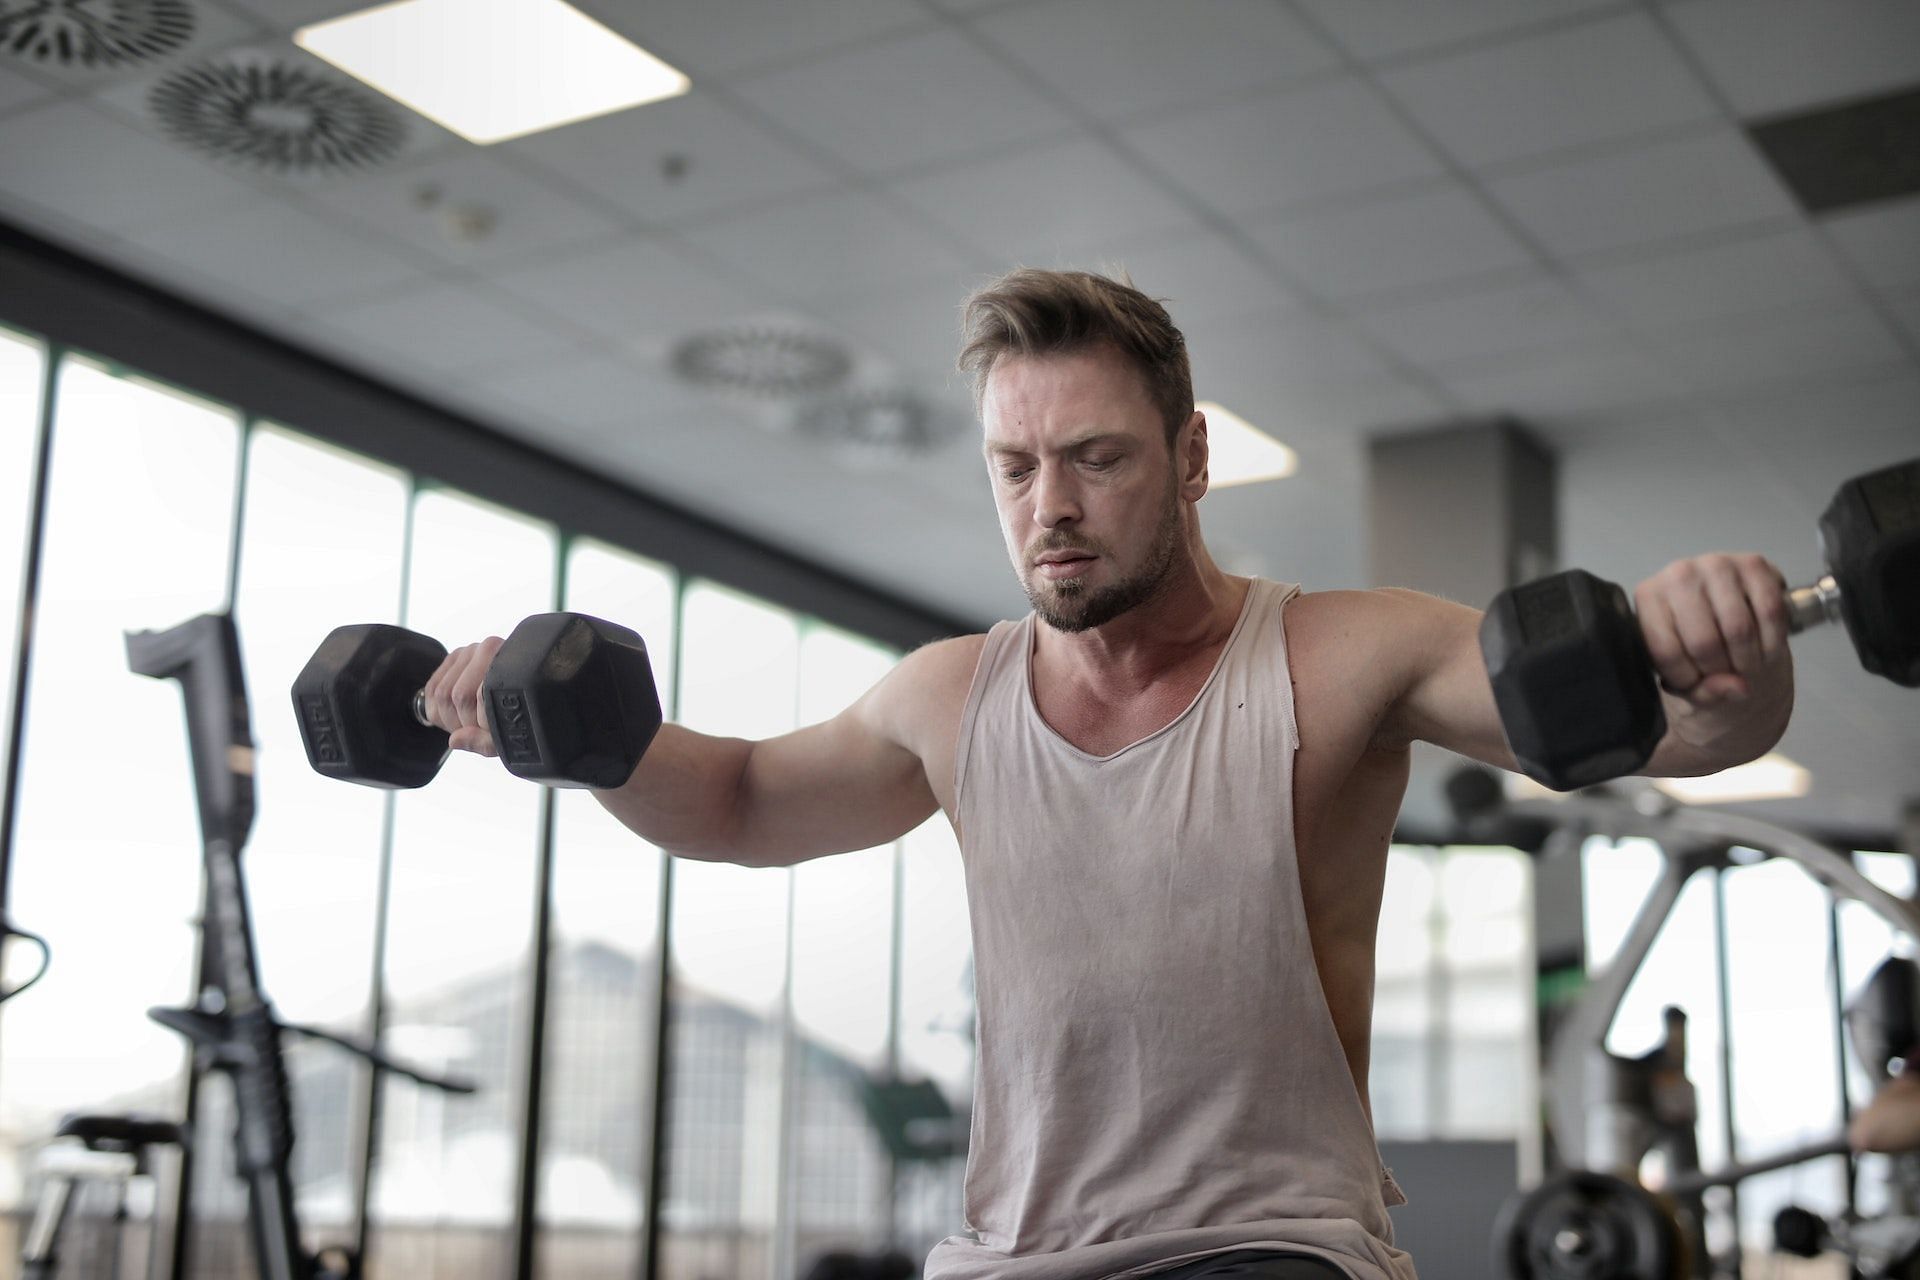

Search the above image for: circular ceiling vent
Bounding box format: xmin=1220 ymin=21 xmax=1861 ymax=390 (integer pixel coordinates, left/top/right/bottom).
xmin=671 ymin=327 xmax=852 ymax=399
xmin=149 ymin=59 xmax=407 ymax=175
xmin=0 ymin=0 xmax=195 ymax=69
xmin=797 ymin=390 xmax=945 ymax=463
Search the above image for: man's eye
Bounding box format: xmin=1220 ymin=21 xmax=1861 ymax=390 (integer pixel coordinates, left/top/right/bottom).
xmin=1001 ymin=468 xmax=1029 ymax=482
xmin=1083 ymin=456 xmax=1117 ymax=470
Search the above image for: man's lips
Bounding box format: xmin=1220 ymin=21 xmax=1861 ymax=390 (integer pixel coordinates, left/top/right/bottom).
xmin=1035 ymin=553 xmax=1095 ymax=580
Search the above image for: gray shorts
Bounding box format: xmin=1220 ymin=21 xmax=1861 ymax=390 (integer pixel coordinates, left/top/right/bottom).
xmin=1146 ymin=1250 xmax=1348 ymax=1278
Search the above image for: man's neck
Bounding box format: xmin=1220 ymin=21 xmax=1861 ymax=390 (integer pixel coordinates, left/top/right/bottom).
xmin=1036 ymin=564 xmax=1251 ymax=698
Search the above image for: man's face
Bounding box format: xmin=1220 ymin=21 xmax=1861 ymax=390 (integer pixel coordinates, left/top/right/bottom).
xmin=981 ymin=347 xmax=1194 ymax=633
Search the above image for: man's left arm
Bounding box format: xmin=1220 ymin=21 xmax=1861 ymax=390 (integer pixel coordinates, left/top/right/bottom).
xmin=1374 ymin=553 xmax=1795 ymax=780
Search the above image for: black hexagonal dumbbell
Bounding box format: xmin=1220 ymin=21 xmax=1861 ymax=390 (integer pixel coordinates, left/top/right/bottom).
xmin=1482 ymin=456 xmax=1918 ymax=791
xmin=292 ymin=612 xmax=663 ymax=790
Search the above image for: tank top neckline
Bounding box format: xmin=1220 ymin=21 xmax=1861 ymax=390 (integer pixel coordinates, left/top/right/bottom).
xmin=1020 ymin=577 xmax=1265 ymax=765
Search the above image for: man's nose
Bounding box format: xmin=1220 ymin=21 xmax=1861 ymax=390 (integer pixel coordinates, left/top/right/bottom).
xmin=1031 ymin=463 xmax=1082 ymax=529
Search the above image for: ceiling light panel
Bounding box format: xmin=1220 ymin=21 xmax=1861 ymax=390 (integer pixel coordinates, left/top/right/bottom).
xmin=297 ymin=0 xmax=689 ymax=145
xmin=1198 ymin=401 xmax=1297 ymax=487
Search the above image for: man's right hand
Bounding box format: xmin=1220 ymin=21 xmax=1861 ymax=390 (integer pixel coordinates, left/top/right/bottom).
xmin=419 ymin=636 xmax=505 ymax=757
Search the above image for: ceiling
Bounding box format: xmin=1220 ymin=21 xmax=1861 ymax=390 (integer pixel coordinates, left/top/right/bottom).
xmin=0 ymin=0 xmax=1915 ymax=840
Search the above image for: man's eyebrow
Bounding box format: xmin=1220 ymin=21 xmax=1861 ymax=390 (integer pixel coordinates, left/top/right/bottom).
xmin=983 ymin=431 xmax=1132 ymax=456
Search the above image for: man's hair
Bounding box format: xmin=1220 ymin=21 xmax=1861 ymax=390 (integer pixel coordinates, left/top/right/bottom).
xmin=957 ymin=268 xmax=1193 ymax=448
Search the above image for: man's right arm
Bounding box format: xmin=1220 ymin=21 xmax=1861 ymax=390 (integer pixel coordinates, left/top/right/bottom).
xmin=424 ymin=632 xmax=974 ymax=868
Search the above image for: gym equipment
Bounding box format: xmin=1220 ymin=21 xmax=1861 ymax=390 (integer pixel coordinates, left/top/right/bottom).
xmin=20 ymin=614 xmax=476 ymax=1280
xmin=1461 ymin=774 xmax=1920 ymax=1278
xmin=293 ymin=611 xmax=662 ymax=791
xmin=21 ymin=1114 xmax=185 ymax=1280
xmin=1482 ymin=456 xmax=1918 ymax=790
xmin=1490 ymin=1170 xmax=1680 ymax=1280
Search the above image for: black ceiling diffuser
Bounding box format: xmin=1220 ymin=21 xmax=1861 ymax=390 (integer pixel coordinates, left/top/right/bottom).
xmin=149 ymin=59 xmax=407 ymax=175
xmin=671 ymin=326 xmax=853 ymax=399
xmin=0 ymin=0 xmax=195 ymax=68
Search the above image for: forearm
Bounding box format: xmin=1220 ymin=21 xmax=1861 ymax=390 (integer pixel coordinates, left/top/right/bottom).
xmin=592 ymin=723 xmax=754 ymax=862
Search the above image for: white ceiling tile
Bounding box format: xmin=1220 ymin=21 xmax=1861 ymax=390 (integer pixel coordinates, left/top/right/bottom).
xmin=730 ymin=26 xmax=1077 ymax=178
xmin=1079 ymin=233 xmax=1308 ymax=328
xmin=1352 ymin=272 xmax=1620 ymax=367
xmin=301 ymin=148 xmax=626 ymax=269
xmin=1244 ymin=180 xmax=1535 ymax=302
xmin=575 ymin=0 xmax=933 ymax=79
xmin=1120 ymin=75 xmax=1447 ymax=216
xmin=1377 ymin=12 xmax=1722 ymax=169
xmin=1887 ymin=289 xmax=1920 ymax=348
xmin=1487 ymin=128 xmax=1800 ymax=257
xmin=1662 ymin=0 xmax=1920 ymax=118
xmin=976 ymin=0 xmax=1340 ymax=121
xmin=211 ymin=0 xmax=363 ymax=36
xmin=1250 ymin=374 xmax=1451 ymax=439
xmin=1822 ymin=195 xmax=1920 ymax=293
xmin=1291 ymin=0 xmax=1622 ymax=63
xmin=467 ymin=350 xmax=711 ymax=430
xmin=1715 ymin=368 xmax=1920 ymax=450
xmin=121 ymin=198 xmax=437 ymax=308
xmin=819 ymin=278 xmax=976 ymax=388
xmin=0 ymin=59 xmax=55 ymax=116
xmin=1188 ymin=309 xmax=1398 ymax=387
xmin=889 ymin=136 xmax=1193 ymax=264
xmin=486 ymin=238 xmax=762 ymax=351
xmin=504 ymin=91 xmax=835 ymax=228
xmin=307 ymin=280 xmax=583 ymax=376
xmin=1575 ymin=226 xmax=1861 ymax=329
xmin=679 ymin=190 xmax=973 ymax=304
xmin=1659 ymin=303 xmax=1909 ymax=395
xmin=0 ymin=99 xmax=269 ymax=234
xmin=1442 ymin=338 xmax=1690 ymax=420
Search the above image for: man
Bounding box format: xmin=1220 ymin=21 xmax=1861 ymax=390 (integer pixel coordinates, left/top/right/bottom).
xmin=423 ymin=270 xmax=1795 ymax=1279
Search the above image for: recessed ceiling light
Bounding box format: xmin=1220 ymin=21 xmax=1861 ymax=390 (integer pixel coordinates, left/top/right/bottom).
xmin=1196 ymin=401 xmax=1297 ymax=487
xmin=1653 ymin=753 xmax=1811 ymax=805
xmin=296 ymin=0 xmax=690 ymax=145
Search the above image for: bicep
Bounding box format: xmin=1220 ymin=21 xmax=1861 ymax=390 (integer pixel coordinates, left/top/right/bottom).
xmin=728 ymin=653 xmax=947 ymax=866
xmin=1372 ymin=588 xmax=1519 ymax=771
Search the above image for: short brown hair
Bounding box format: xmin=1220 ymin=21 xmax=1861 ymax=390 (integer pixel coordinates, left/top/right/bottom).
xmin=957 ymin=268 xmax=1193 ymax=447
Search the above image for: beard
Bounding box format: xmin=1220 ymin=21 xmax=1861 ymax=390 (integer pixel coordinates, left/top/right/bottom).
xmin=1024 ymin=483 xmax=1183 ymax=633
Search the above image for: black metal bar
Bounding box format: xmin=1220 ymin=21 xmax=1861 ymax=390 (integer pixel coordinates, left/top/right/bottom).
xmin=512 ymin=536 xmax=568 ymax=1280
xmin=1828 ymin=892 xmax=1859 ymax=1216
xmin=639 ymin=576 xmax=688 ymax=1280
xmin=356 ymin=484 xmax=417 ymax=1268
xmin=1713 ymin=867 xmax=1742 ymax=1267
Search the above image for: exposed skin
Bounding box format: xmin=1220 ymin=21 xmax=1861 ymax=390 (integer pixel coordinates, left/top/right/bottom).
xmin=421 ymin=343 xmax=1796 ymax=1116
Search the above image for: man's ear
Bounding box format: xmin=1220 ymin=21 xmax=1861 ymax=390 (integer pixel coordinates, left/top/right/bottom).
xmin=1180 ymin=409 xmax=1209 ymax=499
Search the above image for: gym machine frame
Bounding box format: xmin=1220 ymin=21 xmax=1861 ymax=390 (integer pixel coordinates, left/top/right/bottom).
xmin=22 ymin=614 xmax=473 ymax=1280
xmin=1487 ymin=783 xmax=1920 ymax=1279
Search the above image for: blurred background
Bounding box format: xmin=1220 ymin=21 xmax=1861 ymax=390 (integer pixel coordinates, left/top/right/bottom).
xmin=0 ymin=1 xmax=1915 ymax=1277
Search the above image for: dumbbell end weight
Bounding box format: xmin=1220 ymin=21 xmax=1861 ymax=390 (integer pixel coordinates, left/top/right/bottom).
xmin=483 ymin=613 xmax=664 ymax=790
xmin=292 ymin=624 xmax=451 ymax=789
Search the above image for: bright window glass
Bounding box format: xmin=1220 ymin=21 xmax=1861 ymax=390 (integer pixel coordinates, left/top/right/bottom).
xmin=789 ymin=625 xmax=898 ymax=1263
xmin=0 ymin=327 xmax=45 ymax=797
xmin=659 ymin=581 xmax=798 ymax=1280
xmin=225 ymin=424 xmax=409 ymax=1241
xmin=365 ymin=489 xmax=556 ymax=1279
xmin=533 ymin=539 xmax=677 ymax=1280
xmin=0 ymin=356 xmax=238 ymax=1208
xmin=894 ymin=816 xmax=971 ymax=1250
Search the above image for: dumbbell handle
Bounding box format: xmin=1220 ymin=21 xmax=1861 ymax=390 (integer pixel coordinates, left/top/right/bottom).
xmin=1785 ymin=573 xmax=1843 ymax=635
xmin=410 ymin=689 xmax=433 ymax=730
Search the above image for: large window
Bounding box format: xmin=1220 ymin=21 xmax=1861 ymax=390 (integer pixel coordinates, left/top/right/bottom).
xmin=0 ymin=357 xmax=240 ymax=1259
xmin=0 ymin=337 xmax=959 ymax=1280
xmin=1370 ymin=846 xmax=1533 ymax=1141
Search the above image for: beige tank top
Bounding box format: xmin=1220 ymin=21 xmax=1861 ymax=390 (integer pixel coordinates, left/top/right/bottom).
xmin=924 ymin=578 xmax=1416 ymax=1280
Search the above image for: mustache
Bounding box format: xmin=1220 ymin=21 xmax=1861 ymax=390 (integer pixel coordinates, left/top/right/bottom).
xmin=1026 ymin=534 xmax=1101 ymax=562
